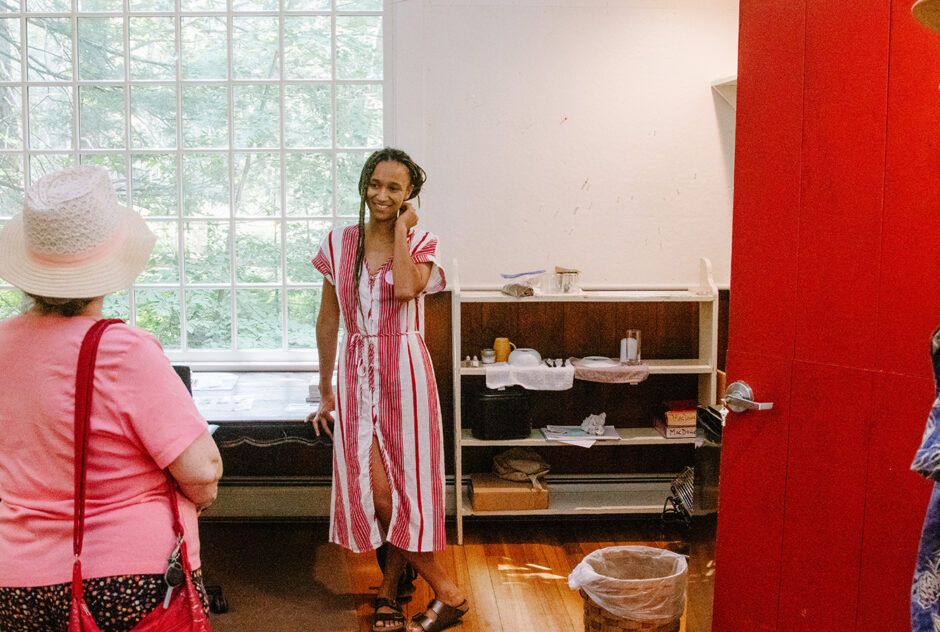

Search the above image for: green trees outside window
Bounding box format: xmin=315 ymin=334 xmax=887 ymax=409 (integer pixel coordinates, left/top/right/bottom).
xmin=0 ymin=1 xmax=383 ymax=359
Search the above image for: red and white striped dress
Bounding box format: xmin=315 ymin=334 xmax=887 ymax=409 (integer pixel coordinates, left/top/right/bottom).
xmin=312 ymin=225 xmax=447 ymax=553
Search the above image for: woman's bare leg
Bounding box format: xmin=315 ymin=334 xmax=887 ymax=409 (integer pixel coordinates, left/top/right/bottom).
xmin=369 ymin=437 xmax=466 ymax=607
xmin=396 ymin=549 xmax=465 ymax=605
xmin=371 ymin=436 xmax=405 ymax=628
xmin=380 ymin=546 xmax=408 ymax=595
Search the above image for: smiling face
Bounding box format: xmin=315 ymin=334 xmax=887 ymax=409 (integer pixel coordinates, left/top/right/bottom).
xmin=366 ymin=161 xmax=414 ymax=222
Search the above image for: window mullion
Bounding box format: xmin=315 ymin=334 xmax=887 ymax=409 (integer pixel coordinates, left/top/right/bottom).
xmin=175 ymin=0 xmax=186 ymax=351
xmin=69 ymin=0 xmax=77 ymax=170
xmin=20 ymin=12 xmax=28 ymax=187
xmin=330 ymin=7 xmax=335 ymax=226
xmin=122 ymin=0 xmax=136 ymax=324
xmin=226 ymin=1 xmax=236 ymax=351
xmin=381 ymin=0 xmax=389 ymax=147
xmin=278 ymin=1 xmax=286 ymax=352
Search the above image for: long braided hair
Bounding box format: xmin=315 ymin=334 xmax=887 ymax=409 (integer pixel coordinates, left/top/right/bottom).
xmin=352 ymin=148 xmax=427 ymax=319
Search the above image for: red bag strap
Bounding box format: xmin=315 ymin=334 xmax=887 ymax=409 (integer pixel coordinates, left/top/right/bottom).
xmin=163 ymin=472 xmax=187 ymax=541
xmin=73 ymin=318 xmax=123 ymax=558
xmin=73 ymin=319 xmax=189 ymax=559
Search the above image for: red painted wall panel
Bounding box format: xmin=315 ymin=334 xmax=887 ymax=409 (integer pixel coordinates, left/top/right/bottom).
xmin=727 ymin=0 xmax=803 ymax=361
xmin=713 ymin=351 xmax=791 ymax=632
xmin=777 ymin=362 xmax=874 ymax=631
xmin=793 ymin=0 xmax=889 ymax=370
xmin=878 ymin=1 xmax=940 ymax=378
xmin=724 ymin=1 xmax=940 ymax=630
xmin=857 ymin=372 xmax=935 ymax=630
xmin=718 ymin=0 xmax=804 ymax=627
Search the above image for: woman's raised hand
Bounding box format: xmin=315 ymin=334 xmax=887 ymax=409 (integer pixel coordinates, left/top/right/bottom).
xmin=307 ymin=388 xmax=335 ymax=440
xmin=395 ymin=202 xmax=418 ymax=232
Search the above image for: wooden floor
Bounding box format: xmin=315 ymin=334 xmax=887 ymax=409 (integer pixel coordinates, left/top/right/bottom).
xmin=201 ymin=516 xmax=715 ymax=632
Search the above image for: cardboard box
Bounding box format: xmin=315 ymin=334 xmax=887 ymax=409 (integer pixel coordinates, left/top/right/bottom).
xmin=659 ymin=400 xmax=698 ymax=426
xmin=654 ymin=418 xmax=697 ymax=439
xmin=653 ymin=401 xmax=697 ymax=427
xmin=469 ymin=473 xmax=549 ymax=511
xmin=664 ymin=410 xmax=698 ymax=426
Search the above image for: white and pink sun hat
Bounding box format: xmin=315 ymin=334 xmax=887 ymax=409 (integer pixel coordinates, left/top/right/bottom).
xmin=0 ymin=166 xmax=156 ymax=298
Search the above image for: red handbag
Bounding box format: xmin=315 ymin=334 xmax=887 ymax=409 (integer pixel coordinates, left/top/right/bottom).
xmin=68 ymin=319 xmax=212 ymax=632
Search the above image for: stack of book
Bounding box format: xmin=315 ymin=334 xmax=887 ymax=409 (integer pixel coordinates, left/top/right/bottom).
xmin=654 ymin=399 xmax=698 ymax=439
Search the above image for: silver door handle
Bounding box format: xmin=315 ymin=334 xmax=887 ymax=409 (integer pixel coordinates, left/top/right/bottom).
xmin=723 ymin=381 xmax=774 ymax=413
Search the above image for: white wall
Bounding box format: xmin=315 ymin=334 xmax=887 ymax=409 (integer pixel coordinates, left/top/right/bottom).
xmin=389 ymin=0 xmax=739 ymax=289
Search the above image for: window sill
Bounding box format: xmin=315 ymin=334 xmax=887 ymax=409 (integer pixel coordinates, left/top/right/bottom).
xmin=184 ymin=361 xmax=319 ymax=372
xmin=189 ymin=370 xmax=323 ymax=423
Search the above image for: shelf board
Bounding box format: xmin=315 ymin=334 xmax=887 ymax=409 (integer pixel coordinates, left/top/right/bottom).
xmin=461 ymin=485 xmax=671 ymax=516
xmin=711 ymin=75 xmax=737 ymax=109
xmin=460 ymin=427 xmax=701 ymax=447
xmin=457 ymin=289 xmax=715 ymax=303
xmin=459 ymin=358 xmax=713 ymax=376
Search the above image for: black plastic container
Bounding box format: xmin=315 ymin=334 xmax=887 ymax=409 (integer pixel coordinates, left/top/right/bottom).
xmin=471 ymin=386 xmax=531 ymax=440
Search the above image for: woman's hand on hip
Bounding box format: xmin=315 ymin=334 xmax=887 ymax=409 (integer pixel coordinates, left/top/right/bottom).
xmin=395 ymin=202 xmax=418 ymax=233
xmin=307 ymin=389 xmax=335 ymax=440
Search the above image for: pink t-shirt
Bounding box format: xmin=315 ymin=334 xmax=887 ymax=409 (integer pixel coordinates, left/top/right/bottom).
xmin=0 ymin=313 xmax=208 ymax=587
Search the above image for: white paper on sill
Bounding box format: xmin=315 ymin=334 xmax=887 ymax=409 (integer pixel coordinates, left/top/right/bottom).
xmin=192 ymin=373 xmax=238 ymax=391
xmin=557 ymin=438 xmax=596 ymax=448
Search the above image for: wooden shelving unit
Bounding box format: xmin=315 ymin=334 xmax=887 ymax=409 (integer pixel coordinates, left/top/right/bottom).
xmin=450 ymin=258 xmax=719 ymax=544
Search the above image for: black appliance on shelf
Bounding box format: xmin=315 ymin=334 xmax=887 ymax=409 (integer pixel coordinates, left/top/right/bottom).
xmin=470 ymin=386 xmax=531 ymax=440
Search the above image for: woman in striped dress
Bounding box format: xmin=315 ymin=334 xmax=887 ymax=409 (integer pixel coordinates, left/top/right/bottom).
xmin=308 ymin=148 xmax=468 ymax=632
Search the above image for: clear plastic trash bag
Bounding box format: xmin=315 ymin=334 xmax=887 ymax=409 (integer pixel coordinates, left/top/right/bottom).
xmin=568 ymin=545 xmax=687 ymax=621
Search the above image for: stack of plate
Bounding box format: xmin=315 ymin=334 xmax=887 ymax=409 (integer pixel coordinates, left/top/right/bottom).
xmin=579 ymin=356 xmax=618 ymax=367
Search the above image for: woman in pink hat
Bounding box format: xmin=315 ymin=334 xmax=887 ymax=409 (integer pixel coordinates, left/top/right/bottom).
xmin=0 ymin=166 xmax=222 ymax=631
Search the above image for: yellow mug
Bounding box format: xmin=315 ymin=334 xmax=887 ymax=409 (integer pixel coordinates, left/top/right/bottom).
xmin=493 ymin=337 xmax=515 ymax=363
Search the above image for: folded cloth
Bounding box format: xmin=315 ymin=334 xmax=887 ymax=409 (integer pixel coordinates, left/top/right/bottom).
xmin=570 ymin=358 xmax=650 ymax=384
xmin=485 ymin=363 xmax=575 ymax=391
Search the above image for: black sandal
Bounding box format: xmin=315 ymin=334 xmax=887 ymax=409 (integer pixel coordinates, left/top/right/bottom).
xmin=372 ymin=597 xmax=406 ymax=632
xmin=410 ymin=598 xmax=469 ymax=632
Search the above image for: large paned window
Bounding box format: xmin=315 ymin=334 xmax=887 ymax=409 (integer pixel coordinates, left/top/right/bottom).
xmin=0 ymin=0 xmax=383 ymax=364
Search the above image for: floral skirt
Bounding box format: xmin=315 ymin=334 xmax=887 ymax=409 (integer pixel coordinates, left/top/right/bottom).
xmin=0 ymin=570 xmax=209 ymax=632
xmin=914 ymin=482 xmax=940 ymax=631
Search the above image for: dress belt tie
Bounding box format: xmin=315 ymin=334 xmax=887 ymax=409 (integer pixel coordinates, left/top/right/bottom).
xmin=349 ymin=331 xmax=420 ymax=378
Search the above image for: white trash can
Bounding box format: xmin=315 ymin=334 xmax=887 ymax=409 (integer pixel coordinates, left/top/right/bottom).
xmin=568 ymin=545 xmax=688 ymax=632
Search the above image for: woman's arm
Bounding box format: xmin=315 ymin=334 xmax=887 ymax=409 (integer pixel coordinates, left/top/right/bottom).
xmin=309 ymin=280 xmax=340 ymax=438
xmin=167 ymin=430 xmax=222 ymax=510
xmin=392 ymin=203 xmax=432 ymax=300
xmin=316 ymin=280 xmax=340 ymax=375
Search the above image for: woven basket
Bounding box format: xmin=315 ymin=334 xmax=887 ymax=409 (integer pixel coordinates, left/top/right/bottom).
xmin=580 ymin=590 xmax=681 ymax=632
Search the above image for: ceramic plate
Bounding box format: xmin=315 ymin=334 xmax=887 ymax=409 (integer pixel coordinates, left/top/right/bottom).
xmin=580 ymin=356 xmax=618 ymax=367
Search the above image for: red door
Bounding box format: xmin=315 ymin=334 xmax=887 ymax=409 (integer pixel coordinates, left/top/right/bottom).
xmin=712 ymin=1 xmax=940 ymax=630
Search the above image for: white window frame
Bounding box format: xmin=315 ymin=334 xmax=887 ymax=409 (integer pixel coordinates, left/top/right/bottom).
xmin=0 ymin=0 xmax=393 ymax=371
